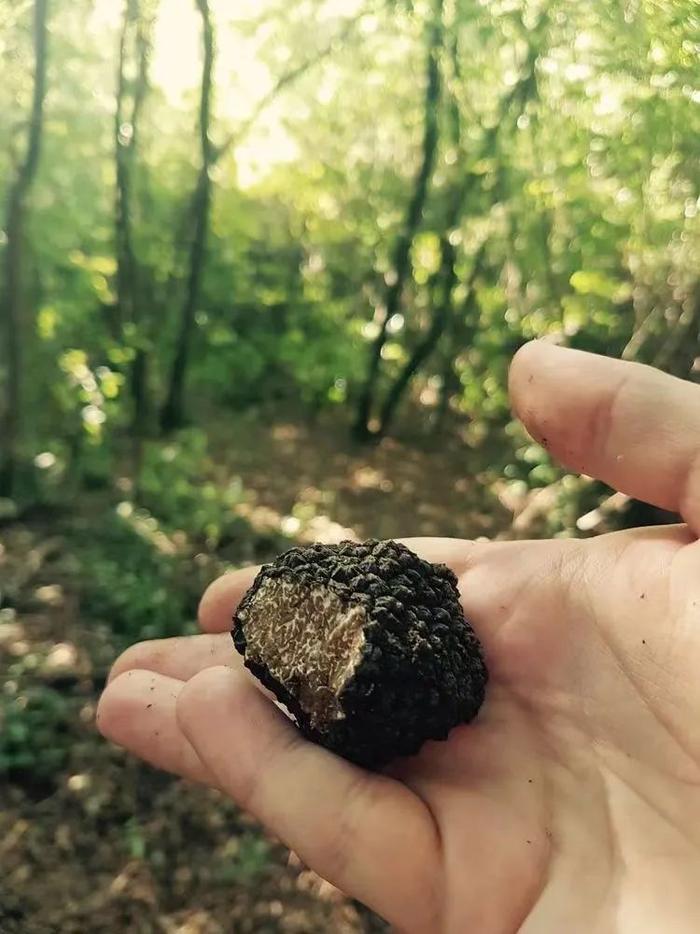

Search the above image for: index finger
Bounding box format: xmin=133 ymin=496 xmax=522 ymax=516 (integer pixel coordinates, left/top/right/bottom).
xmin=198 ymin=566 xmax=260 ymax=633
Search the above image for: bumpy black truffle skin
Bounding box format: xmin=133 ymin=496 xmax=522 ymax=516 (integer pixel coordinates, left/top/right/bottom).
xmin=232 ymin=540 xmax=488 ymax=769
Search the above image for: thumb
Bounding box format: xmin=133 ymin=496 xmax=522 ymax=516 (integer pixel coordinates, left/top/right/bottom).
xmin=509 ymin=341 xmax=700 ymax=532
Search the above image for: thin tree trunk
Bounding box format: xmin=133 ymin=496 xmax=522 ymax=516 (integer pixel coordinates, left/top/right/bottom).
xmin=428 ymin=30 xmax=471 ymax=436
xmin=378 ymin=243 xmax=486 ymax=436
xmin=352 ymin=0 xmax=444 ymax=441
xmin=376 ymin=30 xmax=467 ymax=437
xmin=114 ymin=1 xmax=136 ymax=333
xmin=157 ymin=6 xmax=363 ymax=387
xmin=0 ymin=0 xmax=49 ymax=497
xmin=115 ymin=0 xmax=155 ymax=435
xmin=128 ymin=12 xmax=154 ymax=436
xmin=433 ymin=332 xmax=460 ymax=433
xmin=433 ymin=287 xmax=480 ymax=434
xmin=374 ymin=19 xmax=546 ymax=437
xmin=653 ymin=287 xmax=700 ymax=376
xmin=525 ymin=114 xmax=566 ymax=314
xmin=160 ymin=0 xmax=215 ymax=432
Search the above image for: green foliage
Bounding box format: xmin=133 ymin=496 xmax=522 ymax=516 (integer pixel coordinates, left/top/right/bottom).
xmin=137 ymin=429 xmax=244 ymax=546
xmin=0 ymin=686 xmax=70 ymax=780
xmin=215 ymin=833 xmax=272 ymax=885
xmin=1 ymin=0 xmax=698 ymax=536
xmin=124 ymin=817 xmax=148 ymax=860
xmin=501 ymin=420 xmax=559 ymax=487
xmin=71 ymin=511 xmax=194 ymax=643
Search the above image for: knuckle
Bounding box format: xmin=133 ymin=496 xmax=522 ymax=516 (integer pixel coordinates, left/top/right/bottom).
xmin=244 ymin=724 xmax=299 ymax=814
xmin=176 ymin=666 xmax=219 ymax=727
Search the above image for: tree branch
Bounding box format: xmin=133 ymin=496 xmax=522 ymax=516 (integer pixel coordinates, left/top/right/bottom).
xmin=214 ymin=10 xmax=368 ymax=164
xmin=377 ymin=242 xmax=487 ymax=435
xmin=353 ymin=0 xmax=445 ymax=440
xmin=373 ymin=15 xmax=546 ymax=437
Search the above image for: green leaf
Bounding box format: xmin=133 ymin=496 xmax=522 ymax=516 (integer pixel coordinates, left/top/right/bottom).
xmin=569 ymin=270 xmax=631 ymax=303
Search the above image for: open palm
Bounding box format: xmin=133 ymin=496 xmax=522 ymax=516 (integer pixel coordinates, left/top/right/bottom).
xmin=98 ymin=343 xmax=700 ymax=933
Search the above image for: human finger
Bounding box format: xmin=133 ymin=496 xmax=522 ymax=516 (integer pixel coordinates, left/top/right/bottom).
xmin=509 ymin=341 xmax=699 ymax=530
xmin=198 ymin=566 xmax=260 ymax=633
xmin=177 ymin=666 xmax=441 ymax=931
xmin=97 ymin=669 xmax=214 ymax=786
xmin=108 ymin=633 xmax=239 ymax=684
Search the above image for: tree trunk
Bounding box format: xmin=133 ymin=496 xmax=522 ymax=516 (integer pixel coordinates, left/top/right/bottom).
xmin=160 ymin=0 xmax=215 ymax=432
xmin=653 ymin=285 xmax=700 ymax=377
xmin=373 ymin=18 xmax=546 ymax=438
xmin=433 ymin=331 xmax=461 ymax=433
xmin=378 ymin=243 xmax=486 ymax=436
xmin=433 ymin=286 xmax=481 ymax=434
xmin=114 ymin=1 xmax=137 ymax=333
xmin=352 ymin=0 xmax=444 ymax=441
xmin=114 ymin=0 xmax=155 ymax=435
xmin=375 ymin=32 xmax=467 ymax=437
xmin=0 ymin=0 xmax=49 ymax=497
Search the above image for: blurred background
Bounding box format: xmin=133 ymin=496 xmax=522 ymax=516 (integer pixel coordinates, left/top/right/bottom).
xmin=0 ymin=0 xmax=698 ymax=930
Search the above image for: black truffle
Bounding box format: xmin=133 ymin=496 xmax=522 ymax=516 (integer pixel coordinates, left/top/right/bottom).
xmin=232 ymin=540 xmax=488 ymax=768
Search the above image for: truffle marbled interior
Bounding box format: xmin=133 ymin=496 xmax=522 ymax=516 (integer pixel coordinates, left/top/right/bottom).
xmin=236 ymin=574 xmax=367 ymax=727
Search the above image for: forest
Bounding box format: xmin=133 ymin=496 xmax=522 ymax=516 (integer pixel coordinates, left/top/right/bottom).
xmin=1 ymin=0 xmax=698 ymax=930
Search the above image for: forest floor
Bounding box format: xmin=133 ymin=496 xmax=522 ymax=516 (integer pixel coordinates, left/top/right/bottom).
xmin=0 ymin=411 xmax=511 ymax=934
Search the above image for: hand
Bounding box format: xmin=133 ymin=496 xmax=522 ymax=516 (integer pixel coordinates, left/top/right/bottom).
xmin=98 ymin=342 xmax=700 ymax=933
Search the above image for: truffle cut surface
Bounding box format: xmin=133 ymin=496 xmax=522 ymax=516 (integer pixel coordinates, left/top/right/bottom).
xmin=239 ymin=575 xmax=367 ymax=727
